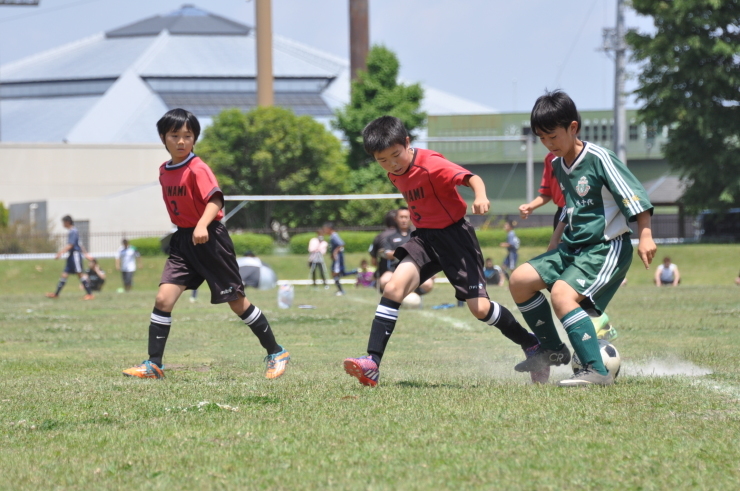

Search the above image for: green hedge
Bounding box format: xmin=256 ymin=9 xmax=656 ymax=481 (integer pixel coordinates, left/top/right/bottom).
xmin=289 ymin=231 xmax=378 ymax=254
xmin=230 ymin=233 xmax=274 ymax=255
xmin=130 ymin=232 xmax=274 ymax=256
xmin=128 ymin=237 xmax=164 ymax=256
xmin=475 ymin=227 xmax=553 ymax=248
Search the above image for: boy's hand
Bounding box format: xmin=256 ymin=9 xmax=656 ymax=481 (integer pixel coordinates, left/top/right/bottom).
xmin=637 ymin=232 xmax=657 ymax=269
xmin=193 ymin=225 xmax=209 ymax=245
xmin=518 ymin=204 xmax=533 ymax=219
xmin=471 ymin=197 xmax=490 ymax=215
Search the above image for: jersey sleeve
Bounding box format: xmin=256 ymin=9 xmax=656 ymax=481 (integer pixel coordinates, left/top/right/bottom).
xmin=190 ymin=161 xmax=223 ymax=204
xmin=600 ymin=152 xmax=653 ymax=221
xmin=539 ymin=154 xmax=555 ymax=197
xmin=427 ymin=154 xmax=473 ymax=186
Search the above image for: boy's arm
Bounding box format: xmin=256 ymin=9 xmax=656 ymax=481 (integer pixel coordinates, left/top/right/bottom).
xmin=55 ymin=242 xmax=73 ymax=259
xmin=463 ymin=175 xmax=490 ymax=215
xmin=547 ymin=220 xmax=567 ymax=251
xmin=193 ymin=195 xmax=223 ymax=245
xmin=653 ymin=266 xmax=661 ymax=286
xmin=636 ymin=210 xmax=656 ymax=269
xmin=519 ymin=195 xmax=551 ymax=219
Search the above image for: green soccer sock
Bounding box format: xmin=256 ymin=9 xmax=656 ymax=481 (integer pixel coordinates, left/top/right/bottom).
xmin=561 ymin=308 xmax=607 ymax=375
xmin=516 ymin=292 xmax=562 ymax=350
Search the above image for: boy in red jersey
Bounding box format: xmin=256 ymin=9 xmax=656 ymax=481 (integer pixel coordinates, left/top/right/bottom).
xmin=122 ymin=108 xmax=289 ymax=380
xmin=519 ymin=152 xmax=566 ymax=230
xmin=343 ymin=116 xmax=547 ymax=386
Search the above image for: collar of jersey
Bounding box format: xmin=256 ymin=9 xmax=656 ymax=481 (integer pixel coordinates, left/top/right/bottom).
xmin=165 ymin=153 xmax=196 ymax=170
xmin=559 ymin=142 xmax=589 ymax=174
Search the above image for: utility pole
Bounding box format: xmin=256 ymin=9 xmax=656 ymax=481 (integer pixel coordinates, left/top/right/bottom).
xmin=255 ymin=0 xmax=273 ymax=107
xmin=349 ymin=0 xmax=369 ymax=81
xmin=602 ymin=0 xmax=627 ymax=165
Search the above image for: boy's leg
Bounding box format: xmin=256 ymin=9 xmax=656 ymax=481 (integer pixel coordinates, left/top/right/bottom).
xmin=509 ymin=264 xmax=562 ymax=349
xmin=123 ymin=283 xmax=185 ymax=378
xmin=332 ymin=258 xmax=344 ymax=295
xmin=47 ymin=272 xmax=70 ymax=297
xmin=78 ymin=273 xmax=93 ymax=297
xmin=344 ymin=258 xmax=420 ymax=387
xmin=230 ymin=295 xmax=288 ymax=379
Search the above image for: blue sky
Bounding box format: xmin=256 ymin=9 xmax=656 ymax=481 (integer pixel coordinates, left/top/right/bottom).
xmin=0 ymin=0 xmax=655 ymax=112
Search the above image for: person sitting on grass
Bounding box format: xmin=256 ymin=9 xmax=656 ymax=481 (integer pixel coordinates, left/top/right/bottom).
xmin=508 ymin=90 xmax=656 ymax=387
xmin=356 ymin=259 xmax=376 ymax=288
xmin=654 ymin=256 xmax=680 ymax=287
xmin=86 ymin=258 xmax=106 ymax=292
xmin=122 ymin=108 xmax=289 ymax=380
xmin=343 ymin=116 xmax=548 ymax=387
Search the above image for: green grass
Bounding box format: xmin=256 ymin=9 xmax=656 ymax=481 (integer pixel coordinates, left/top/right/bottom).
xmin=1 ymin=244 xmax=740 ymax=489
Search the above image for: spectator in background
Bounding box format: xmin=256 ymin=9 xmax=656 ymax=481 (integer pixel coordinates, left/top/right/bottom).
xmin=325 ymin=222 xmax=355 ymax=296
xmin=356 ymin=259 xmax=376 ymax=288
xmin=86 ymin=258 xmax=107 ymax=292
xmin=369 ymin=210 xmax=398 ymax=283
xmin=45 ymin=215 xmax=95 ymax=300
xmin=116 ymin=239 xmax=141 ymax=292
xmin=655 ymin=256 xmax=680 ymax=287
xmin=307 ymin=229 xmax=328 ymax=288
xmin=484 ymin=258 xmax=505 ymax=286
xmin=500 ymin=219 xmax=520 ymax=275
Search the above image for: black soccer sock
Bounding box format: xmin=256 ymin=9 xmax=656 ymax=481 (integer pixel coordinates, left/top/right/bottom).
xmin=80 ymin=278 xmax=92 ymax=295
xmin=54 ymin=277 xmax=67 ymax=295
xmin=240 ymin=304 xmax=280 ymax=355
xmin=367 ymin=297 xmax=401 ymax=366
xmin=480 ymin=300 xmax=537 ymax=349
xmin=334 ymin=277 xmax=344 ymax=293
xmin=148 ymin=308 xmax=171 ymax=368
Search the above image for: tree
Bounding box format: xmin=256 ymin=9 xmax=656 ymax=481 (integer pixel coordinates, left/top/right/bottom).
xmin=334 ymin=45 xmax=426 ymax=170
xmin=627 ymin=0 xmax=740 ymax=213
xmin=333 ymin=45 xmax=425 ymax=224
xmin=196 ymin=107 xmax=350 ymax=229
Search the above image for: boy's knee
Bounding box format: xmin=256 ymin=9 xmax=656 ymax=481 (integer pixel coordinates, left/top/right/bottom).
xmin=382 ymin=280 xmax=406 ymax=302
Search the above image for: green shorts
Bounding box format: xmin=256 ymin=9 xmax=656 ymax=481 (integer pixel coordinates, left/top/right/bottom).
xmin=527 ymin=233 xmax=633 ymax=315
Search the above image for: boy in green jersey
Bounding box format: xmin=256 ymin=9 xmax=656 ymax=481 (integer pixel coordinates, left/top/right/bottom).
xmin=509 ymin=90 xmax=657 ymax=386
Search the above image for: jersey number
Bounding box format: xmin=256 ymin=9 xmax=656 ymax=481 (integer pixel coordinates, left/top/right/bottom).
xmin=170 ymin=200 xmax=180 ymax=216
xmin=410 ymin=205 xmax=422 ymax=222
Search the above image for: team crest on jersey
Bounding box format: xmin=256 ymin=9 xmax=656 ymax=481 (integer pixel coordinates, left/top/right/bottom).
xmin=575 ymin=176 xmax=590 ymax=197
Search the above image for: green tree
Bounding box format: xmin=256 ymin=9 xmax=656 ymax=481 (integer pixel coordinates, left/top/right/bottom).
xmin=0 ymin=201 xmax=8 ymax=228
xmin=196 ymin=107 xmax=350 ymax=229
xmin=333 ymin=46 xmax=425 ymax=224
xmin=627 ymin=0 xmax=740 ymax=212
xmin=334 ymin=45 xmax=426 ymax=170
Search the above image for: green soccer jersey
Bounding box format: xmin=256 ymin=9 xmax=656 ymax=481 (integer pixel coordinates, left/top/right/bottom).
xmin=553 ymin=141 xmax=653 ymax=247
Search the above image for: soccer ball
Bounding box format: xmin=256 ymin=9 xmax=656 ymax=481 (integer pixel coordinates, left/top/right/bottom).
xmin=401 ymin=292 xmax=422 ymax=309
xmin=571 ymin=339 xmax=621 ymax=379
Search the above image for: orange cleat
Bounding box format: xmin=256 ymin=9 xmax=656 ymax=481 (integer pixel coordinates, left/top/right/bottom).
xmin=82 ymin=294 xmax=95 ymax=301
xmin=45 ymin=293 xmax=59 ymax=298
xmin=122 ymin=361 xmax=165 ymax=379
xmin=264 ymin=347 xmax=290 ymax=379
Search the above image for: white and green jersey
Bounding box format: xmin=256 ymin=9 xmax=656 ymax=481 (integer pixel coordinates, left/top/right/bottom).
xmin=554 ymin=142 xmax=653 ymax=247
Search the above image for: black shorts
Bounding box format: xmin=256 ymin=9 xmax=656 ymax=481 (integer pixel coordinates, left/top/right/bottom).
xmin=64 ymin=251 xmax=84 ymax=274
xmin=160 ymin=221 xmax=245 ymax=304
xmin=394 ymin=219 xmax=487 ymax=302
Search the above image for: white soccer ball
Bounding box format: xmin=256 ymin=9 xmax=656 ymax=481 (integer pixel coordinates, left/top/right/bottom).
xmin=571 ymin=339 xmax=621 ymax=379
xmin=401 ymin=292 xmax=422 ymax=309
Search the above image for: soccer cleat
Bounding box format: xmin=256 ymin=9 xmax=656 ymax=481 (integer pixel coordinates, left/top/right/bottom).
xmin=523 ymin=334 xmax=551 ymax=384
xmin=596 ymin=324 xmax=619 ymax=342
xmin=335 ymin=291 xmax=345 ymax=296
xmin=45 ymin=292 xmax=58 ymax=298
xmin=82 ymin=294 xmax=95 ymax=301
xmin=264 ymin=347 xmax=290 ymax=379
xmin=343 ymin=355 xmax=379 ymax=387
xmin=122 ymin=360 xmax=165 ymax=379
xmin=557 ymin=365 xmax=614 ymax=387
xmin=515 ymin=343 xmax=571 ymax=373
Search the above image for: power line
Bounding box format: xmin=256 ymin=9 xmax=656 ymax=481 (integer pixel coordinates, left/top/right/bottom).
xmin=554 ymin=0 xmax=599 ymax=86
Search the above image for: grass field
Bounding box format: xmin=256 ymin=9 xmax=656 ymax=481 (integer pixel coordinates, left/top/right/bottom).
xmin=1 ymin=244 xmax=739 ymax=490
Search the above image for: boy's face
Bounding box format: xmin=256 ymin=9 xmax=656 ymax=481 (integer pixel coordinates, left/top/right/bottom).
xmin=396 ymin=209 xmax=411 ymax=230
xmin=373 ymin=138 xmax=413 ymax=175
xmin=536 ymin=121 xmax=579 ymax=159
xmin=161 ymin=124 xmax=195 ymax=163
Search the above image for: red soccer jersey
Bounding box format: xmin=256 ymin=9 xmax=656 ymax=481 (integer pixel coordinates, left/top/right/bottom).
xmin=539 ymin=152 xmax=566 ymax=208
xmin=159 ymin=153 xmax=224 ymax=228
xmin=387 ymin=148 xmax=473 ymax=229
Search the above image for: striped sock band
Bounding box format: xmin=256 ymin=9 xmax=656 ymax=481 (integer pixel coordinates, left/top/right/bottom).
xmin=367 ymin=297 xmax=401 ymax=365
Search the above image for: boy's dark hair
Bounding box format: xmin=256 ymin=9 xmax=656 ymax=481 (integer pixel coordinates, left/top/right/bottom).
xmin=156 ymin=108 xmax=201 ymax=142
xmin=530 ymin=90 xmax=581 ymax=136
xmin=323 ymin=222 xmax=335 ymax=231
xmin=62 ymin=215 xmax=73 ymax=225
xmin=362 ymin=116 xmax=409 ymax=156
